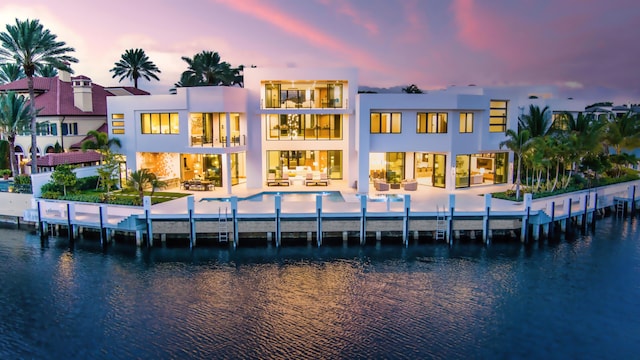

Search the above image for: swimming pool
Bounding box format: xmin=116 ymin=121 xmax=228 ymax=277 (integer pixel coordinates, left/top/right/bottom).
xmin=202 ymin=191 xmax=346 ymax=203
xmin=358 ymin=193 xmax=405 ymax=202
xmin=0 ymin=180 xmax=13 ymax=192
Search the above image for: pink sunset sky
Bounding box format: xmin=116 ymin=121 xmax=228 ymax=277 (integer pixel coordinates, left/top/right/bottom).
xmin=2 ymin=0 xmax=638 ymax=104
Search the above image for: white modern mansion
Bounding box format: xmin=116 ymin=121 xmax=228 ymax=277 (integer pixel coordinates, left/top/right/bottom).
xmin=107 ymin=67 xmax=585 ymax=193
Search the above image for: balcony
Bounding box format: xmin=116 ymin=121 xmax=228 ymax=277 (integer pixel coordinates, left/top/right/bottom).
xmin=190 ymin=133 xmax=246 ymax=147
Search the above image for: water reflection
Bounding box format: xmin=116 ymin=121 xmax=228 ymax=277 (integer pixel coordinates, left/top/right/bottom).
xmin=0 ymin=217 xmax=639 ymax=359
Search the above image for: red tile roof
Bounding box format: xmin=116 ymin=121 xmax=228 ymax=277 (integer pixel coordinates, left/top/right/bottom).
xmin=28 ymin=151 xmax=103 ymax=167
xmin=0 ymin=76 xmax=149 ymax=116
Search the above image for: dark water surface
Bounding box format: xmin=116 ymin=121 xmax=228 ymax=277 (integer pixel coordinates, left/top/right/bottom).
xmin=1 ymin=217 xmax=639 ymax=359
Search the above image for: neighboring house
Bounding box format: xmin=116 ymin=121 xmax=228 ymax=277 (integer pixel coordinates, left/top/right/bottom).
xmin=107 ymin=67 xmax=585 ymax=194
xmin=0 ymin=70 xmax=148 ymax=173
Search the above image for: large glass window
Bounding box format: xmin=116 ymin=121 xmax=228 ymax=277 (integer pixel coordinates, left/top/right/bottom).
xmin=263 ymin=81 xmax=345 ymax=109
xmin=456 ymin=155 xmax=471 ymax=188
xmin=141 ymin=112 xmax=179 ymax=134
xmin=417 ymin=113 xmax=447 ymax=133
xmin=433 ymin=154 xmax=446 ymax=188
xmin=490 ymin=100 xmax=507 ymax=133
xmin=455 ymin=153 xmax=508 ymax=187
xmin=459 ymin=112 xmax=473 ymax=133
xmin=371 ymin=112 xmax=401 ymax=134
xmin=266 ymin=114 xmax=342 ymax=140
xmin=266 ymin=150 xmax=343 ymax=179
xmin=265 ymin=83 xmax=281 ymax=108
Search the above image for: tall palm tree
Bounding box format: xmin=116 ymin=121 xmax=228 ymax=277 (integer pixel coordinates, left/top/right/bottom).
xmin=0 ymin=91 xmax=31 ymax=175
xmin=176 ymin=51 xmax=240 ymax=87
xmin=0 ymin=63 xmax=24 ymax=83
xmin=35 ymin=64 xmax=58 ymax=77
xmin=0 ymin=18 xmax=78 ymax=174
xmin=602 ymin=110 xmax=640 ymax=155
xmin=500 ymin=128 xmax=531 ymax=200
xmin=518 ymin=104 xmax=552 ymax=138
xmin=110 ymin=48 xmax=161 ymax=89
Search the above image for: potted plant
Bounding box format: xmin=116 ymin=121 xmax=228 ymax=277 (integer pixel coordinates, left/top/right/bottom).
xmin=1 ymin=169 xmax=11 ymax=180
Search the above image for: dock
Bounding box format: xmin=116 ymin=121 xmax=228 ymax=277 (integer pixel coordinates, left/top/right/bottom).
xmin=23 ymin=180 xmax=640 ymax=248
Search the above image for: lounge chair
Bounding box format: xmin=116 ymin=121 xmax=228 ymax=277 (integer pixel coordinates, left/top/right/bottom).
xmin=374 ymin=179 xmax=389 ymax=191
xmin=402 ymin=179 xmax=418 ymax=191
xmin=267 ymin=173 xmax=290 ymax=186
xmin=304 ymin=172 xmax=314 ymax=186
xmin=319 ymin=173 xmax=330 ymax=185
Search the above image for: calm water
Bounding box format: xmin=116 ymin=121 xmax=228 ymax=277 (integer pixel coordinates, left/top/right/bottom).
xmin=1 ymin=217 xmax=639 ymax=359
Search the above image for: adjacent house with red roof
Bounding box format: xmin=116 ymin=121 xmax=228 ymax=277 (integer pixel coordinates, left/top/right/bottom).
xmin=0 ymin=70 xmax=148 ymax=173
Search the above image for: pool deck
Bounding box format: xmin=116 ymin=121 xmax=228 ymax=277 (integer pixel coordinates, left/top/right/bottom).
xmin=151 ymin=180 xmax=521 ymax=216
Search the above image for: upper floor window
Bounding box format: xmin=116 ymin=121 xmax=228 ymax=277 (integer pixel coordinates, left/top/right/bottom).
xmin=141 ymin=113 xmax=180 ymax=134
xmin=263 ymin=81 xmax=345 ymax=109
xmin=266 ymin=114 xmax=342 ymax=140
xmin=490 ymin=100 xmax=507 ymax=133
xmin=417 ymin=112 xmax=447 ymax=133
xmin=111 ymin=113 xmax=124 ymax=119
xmin=36 ymin=123 xmax=57 ymax=136
xmin=459 ymin=113 xmax=473 ymax=133
xmin=371 ymin=112 xmax=401 ymax=134
xmin=61 ymin=122 xmax=78 ymax=135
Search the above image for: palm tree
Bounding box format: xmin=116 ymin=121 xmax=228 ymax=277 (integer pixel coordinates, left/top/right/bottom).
xmin=81 ymin=129 xmax=122 ymax=152
xmin=176 ymin=51 xmax=240 ymax=87
xmin=0 ymin=91 xmax=31 ymax=175
xmin=558 ymin=112 xmax=605 ymax=185
xmin=0 ymin=18 xmax=78 ymax=174
xmin=127 ymin=168 xmax=157 ymax=203
xmin=81 ymin=130 xmax=122 ymax=192
xmin=35 ymin=64 xmax=58 ymax=77
xmin=0 ymin=63 xmax=24 ymax=83
xmin=518 ymin=104 xmax=552 ymax=138
xmin=500 ymin=128 xmax=531 ymax=200
xmin=602 ymin=110 xmax=640 ymax=155
xmin=110 ymin=48 xmax=161 ymax=89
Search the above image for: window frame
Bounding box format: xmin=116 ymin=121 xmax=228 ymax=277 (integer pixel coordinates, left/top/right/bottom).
xmin=140 ymin=112 xmax=180 ymax=134
xmin=489 ymin=100 xmax=508 ymax=133
xmin=417 ymin=112 xmax=448 ymax=134
xmin=459 ymin=112 xmax=473 ymax=133
xmin=370 ymin=112 xmax=401 ymax=134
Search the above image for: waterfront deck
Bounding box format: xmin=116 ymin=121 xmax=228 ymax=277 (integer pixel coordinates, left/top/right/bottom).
xmin=22 ymin=179 xmax=640 ymax=247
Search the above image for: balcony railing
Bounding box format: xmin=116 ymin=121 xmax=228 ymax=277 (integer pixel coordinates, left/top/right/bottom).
xmin=190 ymin=134 xmax=246 ymax=147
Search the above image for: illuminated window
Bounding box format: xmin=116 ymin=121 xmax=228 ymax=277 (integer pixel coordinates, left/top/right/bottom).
xmin=370 ymin=112 xmax=401 ymax=134
xmin=490 ymin=100 xmax=507 ymax=132
xmin=459 ymin=113 xmax=473 ymax=133
xmin=141 ymin=112 xmax=180 ymax=134
xmin=112 ymin=129 xmax=125 ymax=134
xmin=417 ymin=112 xmax=447 ymax=133
xmin=111 ymin=113 xmax=124 ymax=119
xmin=111 ymin=121 xmax=125 ymax=127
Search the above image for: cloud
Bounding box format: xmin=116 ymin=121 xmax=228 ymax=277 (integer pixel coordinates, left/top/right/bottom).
xmin=211 ymin=0 xmax=390 ymax=73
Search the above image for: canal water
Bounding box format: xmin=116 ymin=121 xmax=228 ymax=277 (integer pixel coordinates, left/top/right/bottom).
xmin=1 ymin=217 xmax=639 ymax=359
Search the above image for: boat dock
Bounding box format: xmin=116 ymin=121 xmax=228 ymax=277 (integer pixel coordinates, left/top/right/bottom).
xmin=24 ymin=180 xmax=640 ymax=247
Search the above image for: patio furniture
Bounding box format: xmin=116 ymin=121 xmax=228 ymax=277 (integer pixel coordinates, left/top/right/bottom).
xmin=267 ymin=173 xmax=290 ymax=186
xmin=402 ymin=179 xmax=418 ymax=191
xmin=305 ymin=172 xmax=329 ymax=186
xmin=374 ymin=179 xmax=389 ymax=191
